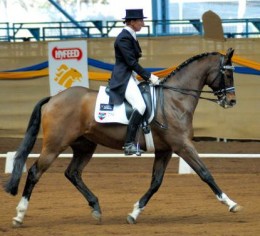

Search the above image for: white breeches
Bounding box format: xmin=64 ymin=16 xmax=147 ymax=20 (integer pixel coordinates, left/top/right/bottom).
xmin=125 ymin=74 xmax=146 ymax=115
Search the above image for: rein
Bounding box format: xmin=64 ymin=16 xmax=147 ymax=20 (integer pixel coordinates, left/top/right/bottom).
xmin=159 ymin=84 xmax=219 ymax=103
xmin=153 ymin=84 xmax=218 ymax=129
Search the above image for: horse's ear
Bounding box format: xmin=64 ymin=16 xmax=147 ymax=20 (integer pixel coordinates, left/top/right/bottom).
xmin=225 ymin=48 xmax=235 ymax=64
xmin=226 ymin=48 xmax=235 ymax=60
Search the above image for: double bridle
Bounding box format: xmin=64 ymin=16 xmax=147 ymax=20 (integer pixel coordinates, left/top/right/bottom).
xmin=153 ymin=55 xmax=235 ymax=129
xmin=209 ymin=56 xmax=235 ymax=100
xmin=160 ymin=56 xmax=235 ymax=102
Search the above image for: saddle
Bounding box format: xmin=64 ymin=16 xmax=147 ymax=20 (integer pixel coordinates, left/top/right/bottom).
xmin=121 ymin=82 xmax=153 ymax=122
xmin=95 ymin=82 xmax=155 ymax=125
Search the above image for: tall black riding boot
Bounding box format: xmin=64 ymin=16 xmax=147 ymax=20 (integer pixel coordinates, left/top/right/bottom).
xmin=124 ymin=109 xmax=144 ymax=156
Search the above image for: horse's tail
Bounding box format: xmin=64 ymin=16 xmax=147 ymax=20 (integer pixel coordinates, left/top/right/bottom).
xmin=4 ymin=96 xmax=51 ymax=196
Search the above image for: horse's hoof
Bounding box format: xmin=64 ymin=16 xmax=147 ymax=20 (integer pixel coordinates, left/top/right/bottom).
xmin=12 ymin=217 xmax=23 ymax=227
xmin=92 ymin=210 xmax=102 ymax=222
xmin=230 ymin=204 xmax=243 ymax=213
xmin=126 ymin=215 xmax=136 ymax=224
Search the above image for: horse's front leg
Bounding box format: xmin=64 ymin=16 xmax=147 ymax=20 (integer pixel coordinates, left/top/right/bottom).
xmin=127 ymin=150 xmax=172 ymax=224
xmin=177 ymin=141 xmax=242 ymax=213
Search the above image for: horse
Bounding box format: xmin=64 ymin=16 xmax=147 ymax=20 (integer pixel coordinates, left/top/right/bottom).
xmin=4 ymin=48 xmax=242 ymax=226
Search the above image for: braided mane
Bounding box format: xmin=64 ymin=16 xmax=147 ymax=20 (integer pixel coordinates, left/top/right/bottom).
xmin=162 ymin=52 xmax=219 ymax=83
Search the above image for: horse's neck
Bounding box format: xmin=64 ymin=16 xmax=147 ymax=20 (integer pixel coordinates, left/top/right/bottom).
xmin=173 ymin=65 xmax=208 ymax=91
xmin=164 ymin=63 xmax=209 ymax=113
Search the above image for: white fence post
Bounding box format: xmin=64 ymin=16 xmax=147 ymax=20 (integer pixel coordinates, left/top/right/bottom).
xmin=178 ymin=157 xmax=195 ymax=174
xmin=5 ymin=152 xmax=27 ymax=174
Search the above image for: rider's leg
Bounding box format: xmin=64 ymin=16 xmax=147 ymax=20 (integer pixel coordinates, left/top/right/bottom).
xmin=124 ymin=76 xmax=146 ymax=155
xmin=124 ymin=109 xmax=143 ymax=155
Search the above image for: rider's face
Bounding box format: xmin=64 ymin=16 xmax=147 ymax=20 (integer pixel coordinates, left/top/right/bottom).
xmin=130 ymin=19 xmax=145 ymax=32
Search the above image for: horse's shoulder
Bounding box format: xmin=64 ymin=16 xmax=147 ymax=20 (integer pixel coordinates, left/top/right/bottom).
xmin=66 ymin=86 xmax=98 ymax=95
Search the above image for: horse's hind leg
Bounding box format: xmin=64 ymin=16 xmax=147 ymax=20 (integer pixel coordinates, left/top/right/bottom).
xmin=13 ymin=149 xmax=60 ymax=227
xmin=176 ymin=141 xmax=242 ymax=213
xmin=127 ymin=150 xmax=172 ymax=224
xmin=65 ymin=138 xmax=101 ymax=221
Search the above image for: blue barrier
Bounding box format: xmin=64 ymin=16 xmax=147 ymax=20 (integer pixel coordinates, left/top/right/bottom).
xmin=3 ymin=58 xmax=260 ymax=76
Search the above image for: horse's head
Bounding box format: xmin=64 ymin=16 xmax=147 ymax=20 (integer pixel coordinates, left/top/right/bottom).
xmin=207 ymin=48 xmax=236 ymax=108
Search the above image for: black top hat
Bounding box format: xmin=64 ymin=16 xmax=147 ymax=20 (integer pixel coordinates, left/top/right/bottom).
xmin=122 ymin=9 xmax=147 ymax=20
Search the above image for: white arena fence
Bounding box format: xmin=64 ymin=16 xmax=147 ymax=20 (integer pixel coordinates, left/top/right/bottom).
xmin=1 ymin=152 xmax=260 ymax=174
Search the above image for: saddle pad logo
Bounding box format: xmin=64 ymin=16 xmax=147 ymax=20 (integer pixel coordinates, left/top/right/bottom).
xmin=98 ymin=112 xmax=106 ymax=120
xmin=54 ymin=64 xmax=82 ymax=88
xmin=100 ymin=104 xmax=114 ymax=111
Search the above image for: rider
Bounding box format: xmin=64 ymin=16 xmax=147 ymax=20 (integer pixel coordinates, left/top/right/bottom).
xmin=108 ymin=9 xmax=160 ymax=155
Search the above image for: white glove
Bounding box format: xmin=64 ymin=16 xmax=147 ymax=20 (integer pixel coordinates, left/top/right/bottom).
xmin=149 ymin=74 xmax=160 ymax=85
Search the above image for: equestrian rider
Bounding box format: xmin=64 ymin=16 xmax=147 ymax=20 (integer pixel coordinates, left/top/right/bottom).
xmin=108 ymin=9 xmax=160 ymax=155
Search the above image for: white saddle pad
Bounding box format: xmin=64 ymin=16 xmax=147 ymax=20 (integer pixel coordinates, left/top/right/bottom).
xmin=94 ymin=86 xmax=156 ymax=124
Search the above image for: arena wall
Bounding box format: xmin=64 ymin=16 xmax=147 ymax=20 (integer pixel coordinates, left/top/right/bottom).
xmin=0 ymin=36 xmax=259 ymax=140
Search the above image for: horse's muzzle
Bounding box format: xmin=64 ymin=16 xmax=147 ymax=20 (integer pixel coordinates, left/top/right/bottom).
xmin=218 ymin=93 xmax=236 ymax=108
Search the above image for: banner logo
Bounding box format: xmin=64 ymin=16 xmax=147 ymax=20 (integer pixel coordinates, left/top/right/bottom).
xmin=54 ymin=64 xmax=82 ymax=88
xmin=52 ymin=47 xmax=83 ymax=61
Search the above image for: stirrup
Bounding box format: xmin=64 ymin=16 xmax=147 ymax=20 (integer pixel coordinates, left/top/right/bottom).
xmin=124 ymin=143 xmax=144 ymax=156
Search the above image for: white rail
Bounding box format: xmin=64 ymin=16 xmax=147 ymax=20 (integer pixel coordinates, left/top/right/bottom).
xmin=2 ymin=152 xmax=259 ymax=174
xmin=1 ymin=153 xmax=260 ymax=158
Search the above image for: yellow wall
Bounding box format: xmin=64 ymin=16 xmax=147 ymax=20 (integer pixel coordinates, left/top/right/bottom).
xmin=0 ymin=36 xmax=259 ymax=139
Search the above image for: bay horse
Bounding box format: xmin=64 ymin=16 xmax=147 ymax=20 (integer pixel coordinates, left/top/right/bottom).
xmin=4 ymin=48 xmax=242 ymax=226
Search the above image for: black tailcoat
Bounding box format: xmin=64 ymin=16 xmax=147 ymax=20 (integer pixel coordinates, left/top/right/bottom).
xmin=109 ymin=29 xmax=151 ymax=105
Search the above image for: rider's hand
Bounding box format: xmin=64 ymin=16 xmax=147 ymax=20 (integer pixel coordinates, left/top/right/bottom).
xmin=149 ymin=74 xmax=160 ymax=85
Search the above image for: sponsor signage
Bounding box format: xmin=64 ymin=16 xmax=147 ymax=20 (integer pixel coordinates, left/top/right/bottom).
xmin=48 ymin=40 xmax=88 ymax=96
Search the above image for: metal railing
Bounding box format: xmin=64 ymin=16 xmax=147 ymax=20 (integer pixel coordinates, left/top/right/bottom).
xmin=0 ymin=18 xmax=259 ymax=42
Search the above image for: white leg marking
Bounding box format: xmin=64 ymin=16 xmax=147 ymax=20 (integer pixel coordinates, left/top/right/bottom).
xmin=13 ymin=197 xmax=29 ymax=226
xmin=128 ymin=201 xmax=145 ymax=221
xmin=216 ymin=193 xmax=237 ymax=211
